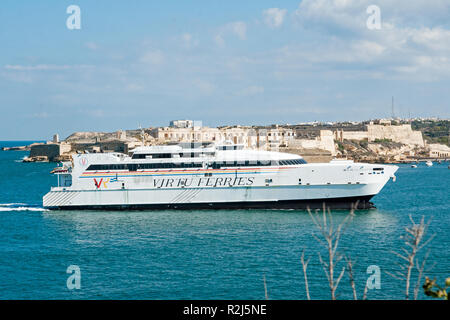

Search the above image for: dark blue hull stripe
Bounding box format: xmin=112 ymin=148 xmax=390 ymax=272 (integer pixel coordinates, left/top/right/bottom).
xmin=47 ymin=195 xmax=375 ymax=210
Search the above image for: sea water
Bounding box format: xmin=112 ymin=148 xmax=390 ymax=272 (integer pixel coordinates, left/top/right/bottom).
xmin=0 ymin=141 xmax=448 ymax=299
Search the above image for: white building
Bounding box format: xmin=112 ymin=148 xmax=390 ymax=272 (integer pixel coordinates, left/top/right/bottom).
xmin=169 ymin=120 xmax=194 ymax=128
xmin=150 ymin=123 xmax=295 ymax=151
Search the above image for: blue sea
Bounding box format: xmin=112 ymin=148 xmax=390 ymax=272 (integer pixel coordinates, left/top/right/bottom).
xmin=0 ymin=141 xmax=448 ymax=300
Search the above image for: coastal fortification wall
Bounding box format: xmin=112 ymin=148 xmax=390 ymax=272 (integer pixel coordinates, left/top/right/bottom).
xmin=280 ymin=147 xmax=332 ymax=163
xmin=289 ymin=130 xmax=336 ymax=156
xmin=71 ymin=141 xmax=130 ymax=154
xmin=335 ymin=124 xmax=424 ymax=147
xmin=335 ymin=131 xmax=369 ymax=141
xmin=30 ymin=144 xmax=61 ymax=161
xmin=367 ymin=124 xmax=424 ymax=146
xmin=29 ymin=143 xmax=72 ymax=161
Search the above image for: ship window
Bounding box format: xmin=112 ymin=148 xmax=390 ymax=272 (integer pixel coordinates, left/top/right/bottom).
xmin=278 ymin=159 xmax=307 ymax=165
xmin=209 ymin=160 xmax=290 ymax=168
xmin=87 ymin=162 xmax=206 ymax=171
xmin=132 ymin=153 xmax=172 ymax=159
xmin=87 ymin=164 xmax=128 ymax=171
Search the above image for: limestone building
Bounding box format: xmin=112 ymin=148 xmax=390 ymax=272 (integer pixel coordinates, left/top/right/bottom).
xmin=150 ymin=122 xmax=296 ymax=150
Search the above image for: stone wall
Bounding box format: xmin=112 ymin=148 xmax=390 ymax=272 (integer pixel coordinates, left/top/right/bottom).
xmin=71 ymin=141 xmax=130 ymax=154
xmin=30 ymin=144 xmax=61 ymax=161
xmin=428 ymin=143 xmax=450 ymax=158
xmin=367 ymin=124 xmax=424 ymax=146
xmin=335 ymin=124 xmax=424 ymax=147
xmin=335 ymin=130 xmax=369 ymax=141
xmin=289 ymin=130 xmax=336 ymax=156
xmin=60 ymin=143 xmax=72 ymax=154
xmin=281 ymin=147 xmax=332 ymax=163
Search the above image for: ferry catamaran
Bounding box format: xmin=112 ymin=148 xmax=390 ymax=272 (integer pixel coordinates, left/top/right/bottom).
xmin=43 ymin=143 xmax=398 ymax=210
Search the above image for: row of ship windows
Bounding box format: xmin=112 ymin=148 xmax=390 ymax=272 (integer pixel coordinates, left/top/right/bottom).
xmin=220 ymin=159 xmax=306 ymax=168
xmin=132 ymin=152 xmax=216 ymax=159
xmin=85 ymin=159 xmax=307 ymax=171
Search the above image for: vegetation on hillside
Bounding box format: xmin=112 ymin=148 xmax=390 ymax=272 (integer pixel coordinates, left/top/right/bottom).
xmin=412 ymin=120 xmax=450 ymax=147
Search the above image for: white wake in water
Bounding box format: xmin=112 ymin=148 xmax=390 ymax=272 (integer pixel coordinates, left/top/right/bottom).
xmin=0 ymin=203 xmax=49 ymax=212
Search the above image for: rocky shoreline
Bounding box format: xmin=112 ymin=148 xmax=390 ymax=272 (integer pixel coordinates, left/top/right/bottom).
xmin=2 ymin=145 xmax=30 ymax=151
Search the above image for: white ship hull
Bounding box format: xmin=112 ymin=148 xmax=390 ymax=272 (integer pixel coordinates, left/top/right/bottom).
xmin=44 ymin=158 xmax=398 ymax=210
xmin=44 ymin=186 xmax=377 ymax=210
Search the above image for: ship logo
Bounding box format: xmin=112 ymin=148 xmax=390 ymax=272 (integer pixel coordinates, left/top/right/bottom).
xmin=79 ymin=157 xmax=88 ymax=166
xmin=94 ymin=178 xmax=109 ymax=189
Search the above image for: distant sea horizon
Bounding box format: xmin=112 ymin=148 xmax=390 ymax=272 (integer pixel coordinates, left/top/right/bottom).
xmin=0 ymin=140 xmax=46 ymax=149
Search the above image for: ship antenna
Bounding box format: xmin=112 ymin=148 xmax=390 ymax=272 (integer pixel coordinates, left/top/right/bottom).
xmin=391 ymin=96 xmax=395 ymax=119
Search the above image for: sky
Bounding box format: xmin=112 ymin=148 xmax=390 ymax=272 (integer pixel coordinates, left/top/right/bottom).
xmin=0 ymin=0 xmax=449 ymax=140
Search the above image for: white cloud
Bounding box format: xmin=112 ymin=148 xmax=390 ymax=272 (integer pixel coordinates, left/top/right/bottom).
xmin=1 ymin=64 xmax=94 ymax=85
xmin=410 ymin=27 xmax=450 ymax=52
xmin=294 ymin=0 xmax=366 ymax=32
xmin=4 ymin=64 xmax=92 ymax=71
xmin=238 ymin=85 xmax=264 ymax=96
xmin=125 ymin=83 xmax=144 ymax=92
xmin=263 ymin=8 xmax=287 ymax=28
xmin=85 ymin=42 xmax=99 ymax=50
xmin=140 ymin=50 xmax=165 ymax=65
xmin=214 ymin=21 xmax=247 ymax=47
xmin=295 ymin=0 xmax=450 ymax=32
xmin=288 ymin=0 xmax=450 ymax=80
xmin=1 ymin=71 xmax=33 ymax=83
xmin=31 ymin=112 xmax=50 ymax=119
xmin=229 ymin=21 xmax=247 ymax=40
xmin=182 ymin=33 xmax=192 ymax=42
xmin=85 ymin=109 xmax=105 ymax=118
xmin=180 ymin=33 xmax=199 ymax=48
xmin=352 ymin=40 xmax=386 ymax=59
xmin=193 ymin=79 xmax=216 ymax=95
xmin=214 ymin=34 xmax=225 ymax=47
